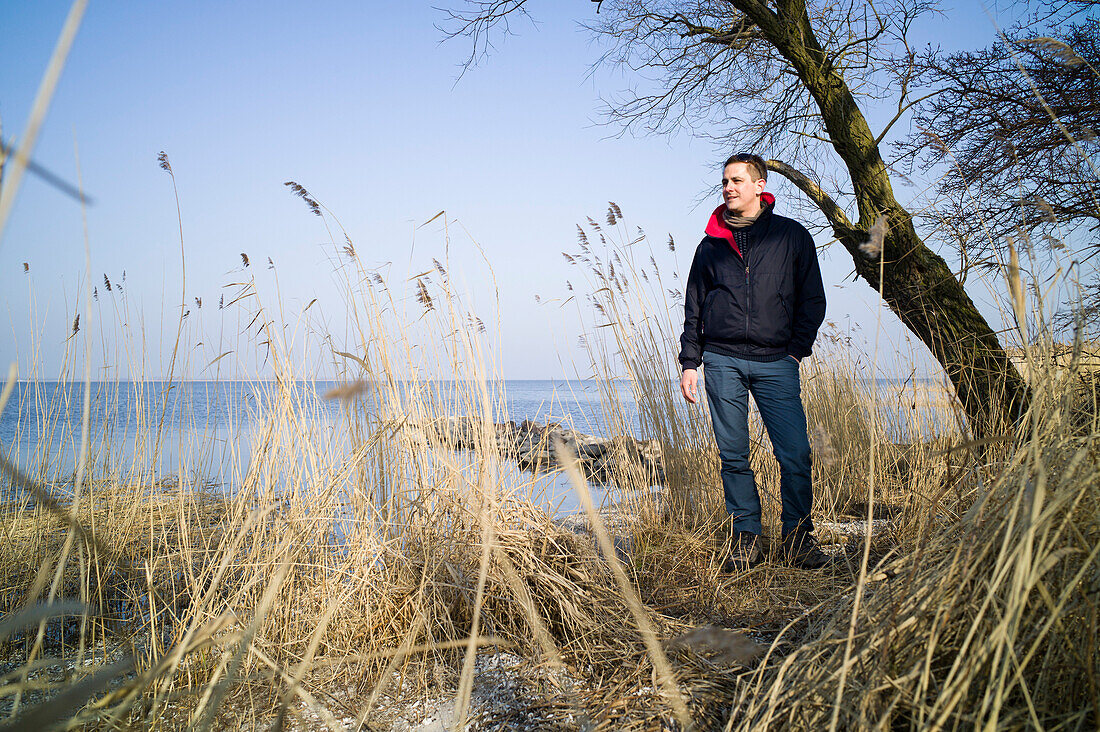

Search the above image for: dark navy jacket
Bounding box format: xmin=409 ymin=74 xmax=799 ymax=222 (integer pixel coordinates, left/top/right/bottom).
xmin=678 ymin=196 xmax=826 ymax=370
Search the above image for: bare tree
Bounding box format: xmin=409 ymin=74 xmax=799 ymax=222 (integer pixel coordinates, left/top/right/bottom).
xmin=899 ymin=17 xmax=1100 ymax=334
xmin=445 ymin=0 xmax=1031 ymax=434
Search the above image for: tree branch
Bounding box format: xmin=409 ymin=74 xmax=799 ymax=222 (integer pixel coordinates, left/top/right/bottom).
xmin=873 ymin=90 xmax=941 ymax=148
xmin=767 ymin=158 xmax=854 ymax=233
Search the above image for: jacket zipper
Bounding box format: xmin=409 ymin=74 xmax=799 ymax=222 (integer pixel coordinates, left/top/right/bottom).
xmin=744 ymin=250 xmax=751 ymax=341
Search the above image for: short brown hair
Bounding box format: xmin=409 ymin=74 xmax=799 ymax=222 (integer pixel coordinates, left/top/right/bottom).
xmin=723 ymin=153 xmax=767 ymax=182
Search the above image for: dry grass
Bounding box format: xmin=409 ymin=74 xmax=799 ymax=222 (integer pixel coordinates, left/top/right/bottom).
xmin=0 ymin=196 xmax=1095 ymax=732
xmin=731 ymin=379 xmax=1100 ymax=729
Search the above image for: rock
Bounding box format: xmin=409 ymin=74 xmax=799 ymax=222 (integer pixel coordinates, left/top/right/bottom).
xmin=815 ymin=518 xmax=895 ymax=545
xmin=403 ymin=416 xmax=668 ymax=486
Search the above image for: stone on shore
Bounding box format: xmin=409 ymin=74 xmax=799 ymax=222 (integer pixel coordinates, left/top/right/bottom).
xmin=407 ymin=416 xmax=665 ymax=485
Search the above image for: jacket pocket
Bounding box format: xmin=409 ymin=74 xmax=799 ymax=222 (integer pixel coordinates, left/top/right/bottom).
xmin=702 ymin=290 xmax=716 ymax=323
xmin=702 ymin=288 xmax=745 ymax=341
xmin=749 ymin=273 xmax=792 ymax=347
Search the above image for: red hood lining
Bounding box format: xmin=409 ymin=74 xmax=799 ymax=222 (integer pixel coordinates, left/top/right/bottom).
xmin=704 ymin=192 xmax=775 ymax=257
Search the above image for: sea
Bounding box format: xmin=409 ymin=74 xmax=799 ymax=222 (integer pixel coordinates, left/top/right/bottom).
xmin=0 ymin=378 xmax=948 ymax=513
xmin=0 ymin=380 xmax=646 ymax=511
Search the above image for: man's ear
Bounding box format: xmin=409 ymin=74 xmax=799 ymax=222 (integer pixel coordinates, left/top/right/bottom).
xmin=755 ymin=177 xmax=767 ymax=196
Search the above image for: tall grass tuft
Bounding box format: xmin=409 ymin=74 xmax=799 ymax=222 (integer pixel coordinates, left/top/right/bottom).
xmin=732 ymin=353 xmax=1099 ymax=729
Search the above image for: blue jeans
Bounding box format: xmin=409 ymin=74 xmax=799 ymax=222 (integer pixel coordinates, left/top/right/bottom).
xmin=702 ymin=350 xmax=813 ymax=536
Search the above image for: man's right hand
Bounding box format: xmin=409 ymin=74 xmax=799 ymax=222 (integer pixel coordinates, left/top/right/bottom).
xmin=680 ymin=368 xmax=699 ymax=404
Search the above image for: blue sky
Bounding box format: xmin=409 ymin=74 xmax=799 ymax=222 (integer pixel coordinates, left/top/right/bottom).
xmin=1 ymin=1 xmax=1029 ymax=381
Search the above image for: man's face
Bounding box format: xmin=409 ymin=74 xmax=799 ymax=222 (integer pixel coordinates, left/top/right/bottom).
xmin=722 ymin=162 xmax=766 ymax=215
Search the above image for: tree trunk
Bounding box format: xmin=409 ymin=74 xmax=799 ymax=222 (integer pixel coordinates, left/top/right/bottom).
xmin=841 ymin=217 xmax=1029 ymax=436
xmin=737 ymin=0 xmax=1030 ymax=435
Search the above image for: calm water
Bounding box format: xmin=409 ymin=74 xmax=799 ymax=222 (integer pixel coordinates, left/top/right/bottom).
xmin=0 ymin=377 xmax=947 ymax=511
xmin=0 ymin=380 xmax=646 ymax=511
xmin=0 ymin=379 xmax=640 ymax=455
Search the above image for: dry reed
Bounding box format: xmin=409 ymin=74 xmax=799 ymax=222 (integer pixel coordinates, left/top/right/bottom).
xmin=0 ymin=201 xmax=1094 ymax=732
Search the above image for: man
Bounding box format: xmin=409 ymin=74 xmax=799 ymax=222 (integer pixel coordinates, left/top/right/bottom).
xmin=678 ymin=153 xmax=830 ymax=571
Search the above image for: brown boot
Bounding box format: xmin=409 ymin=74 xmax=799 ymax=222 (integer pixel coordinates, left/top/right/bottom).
xmin=721 ymin=531 xmax=762 ymax=573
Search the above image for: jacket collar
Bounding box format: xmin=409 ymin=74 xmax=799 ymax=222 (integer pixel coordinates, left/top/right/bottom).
xmin=704 ymin=192 xmax=776 ymax=257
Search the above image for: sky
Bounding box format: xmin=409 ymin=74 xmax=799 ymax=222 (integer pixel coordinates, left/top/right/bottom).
xmin=0 ymin=1 xmax=1035 ymax=381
